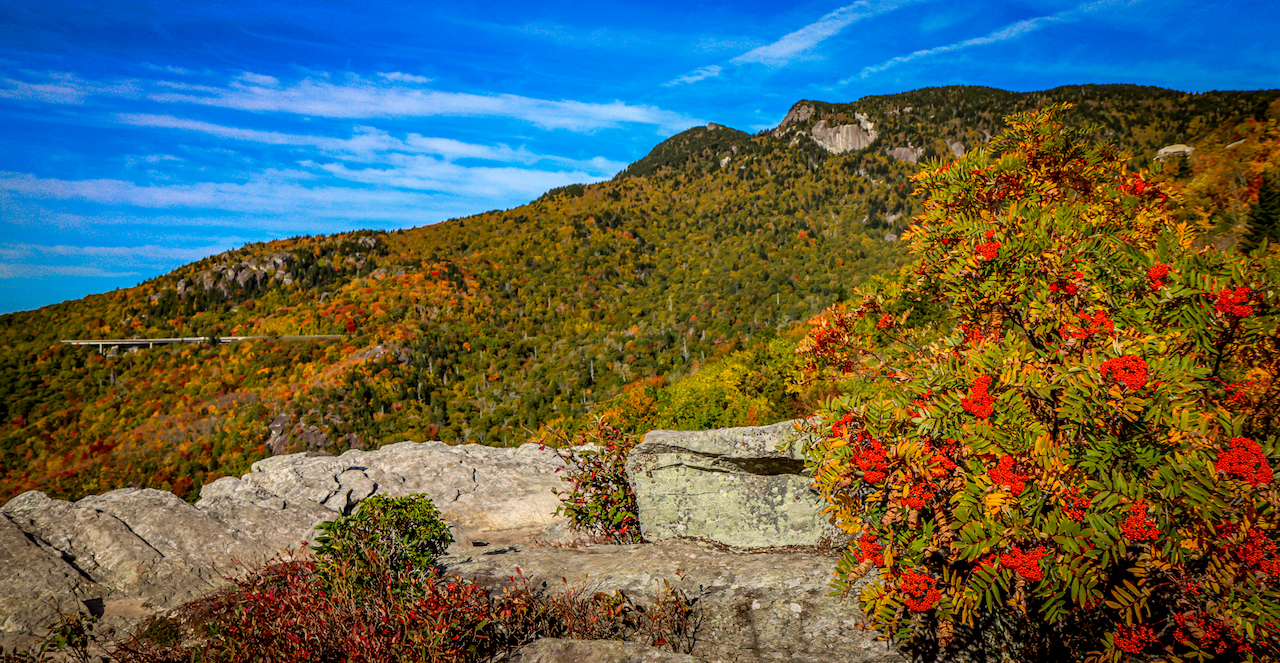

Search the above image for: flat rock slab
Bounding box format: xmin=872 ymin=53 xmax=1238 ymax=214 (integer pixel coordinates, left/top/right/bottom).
xmin=443 ymin=541 xmax=901 ymax=663
xmin=0 ymin=441 xmax=573 ymax=652
xmin=627 ymin=421 xmax=835 ymax=548
xmin=508 ymin=638 xmax=704 ymax=662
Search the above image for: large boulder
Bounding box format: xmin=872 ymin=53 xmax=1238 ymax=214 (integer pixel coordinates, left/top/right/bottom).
xmin=626 ymin=421 xmax=835 ymax=548
xmin=0 ymin=515 xmax=94 ymax=653
xmin=443 ymin=540 xmax=900 ymax=663
xmin=215 ymin=440 xmax=568 ymax=545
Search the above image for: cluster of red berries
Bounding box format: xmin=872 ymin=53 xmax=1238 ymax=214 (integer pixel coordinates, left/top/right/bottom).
xmin=876 ymin=313 xmax=893 ymax=330
xmin=902 ymin=480 xmax=937 ymax=510
xmin=898 ymin=570 xmax=941 ymax=611
xmin=988 ymin=456 xmax=1029 ymax=496
xmin=1000 ymin=546 xmax=1048 ymax=580
xmin=1148 ymin=263 xmax=1171 ymax=290
xmin=1120 ymin=502 xmax=1159 ymax=541
xmin=1048 ymin=270 xmax=1084 ymax=296
xmin=1215 ymin=436 xmax=1272 ymax=485
xmin=1060 ymin=485 xmax=1091 ymax=522
xmin=961 ymin=375 xmax=995 ymax=419
xmin=853 ymin=532 xmax=882 ymax=564
xmin=1174 ymin=612 xmax=1229 ymax=652
xmin=1114 ymin=624 xmax=1155 ymax=654
xmin=975 ymin=231 xmax=1001 ymax=260
xmin=1101 ymin=355 xmax=1148 ymax=390
xmin=1214 ymin=286 xmax=1255 ymax=318
xmin=853 ymin=430 xmax=889 ymax=484
xmin=959 ymin=323 xmax=983 ymax=346
xmin=1064 ymin=309 xmax=1115 ymax=339
xmin=1217 ymin=379 xmax=1253 ymax=408
xmin=924 ymin=437 xmax=958 ymax=478
xmin=1239 ymin=527 xmax=1280 ymax=577
xmin=830 ymin=413 xmax=854 ymax=439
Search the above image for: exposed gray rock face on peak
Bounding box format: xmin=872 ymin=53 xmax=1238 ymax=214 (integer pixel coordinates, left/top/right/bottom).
xmin=0 ymin=440 xmax=569 ymax=652
xmin=886 ymin=146 xmax=924 ymax=164
xmin=445 ymin=540 xmax=900 ymax=663
xmin=809 ymin=117 xmax=878 ymax=154
xmin=627 ymin=420 xmax=837 ymax=549
xmin=774 ymin=104 xmax=880 ymax=155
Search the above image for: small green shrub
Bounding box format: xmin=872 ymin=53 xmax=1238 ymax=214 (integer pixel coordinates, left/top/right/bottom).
xmin=539 ymin=418 xmax=642 ymax=543
xmin=312 ymin=493 xmax=453 ymax=585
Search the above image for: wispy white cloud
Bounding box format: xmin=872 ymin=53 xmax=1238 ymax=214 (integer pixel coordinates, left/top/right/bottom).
xmin=665 ymin=65 xmax=723 ymax=86
xmin=234 ymin=72 xmax=279 ymax=87
xmin=0 ymin=242 xmax=227 ymax=263
xmin=115 ymin=113 xmax=627 ymax=173
xmin=0 ymin=171 xmax=437 ymax=217
xmin=0 ymin=165 xmax=608 ymax=226
xmin=0 ymin=73 xmax=139 ymax=105
xmin=732 ymin=0 xmax=912 ymax=67
xmin=307 ymin=154 xmax=607 ymax=199
xmin=378 ymin=72 xmax=432 ymax=84
xmin=851 ymin=0 xmax=1130 ymax=80
xmin=0 ymin=69 xmax=700 ymax=134
xmin=0 ymin=263 xmax=140 ymax=279
xmin=145 ymin=73 xmax=700 ymax=133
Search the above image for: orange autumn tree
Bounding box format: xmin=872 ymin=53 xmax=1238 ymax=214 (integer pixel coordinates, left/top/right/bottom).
xmin=799 ymin=104 xmax=1280 ymax=662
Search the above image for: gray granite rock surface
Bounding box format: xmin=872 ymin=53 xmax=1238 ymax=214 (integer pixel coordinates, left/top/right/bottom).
xmin=0 ymin=440 xmax=569 ymax=652
xmin=444 ymin=540 xmax=901 ymax=663
xmin=507 ymin=638 xmax=705 ymax=662
xmin=626 ymin=421 xmax=836 ymax=548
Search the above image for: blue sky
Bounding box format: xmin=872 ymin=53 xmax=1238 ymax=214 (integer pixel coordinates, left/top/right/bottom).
xmin=0 ymin=0 xmax=1277 ymax=313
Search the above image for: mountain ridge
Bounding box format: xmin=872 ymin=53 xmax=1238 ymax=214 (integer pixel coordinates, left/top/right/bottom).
xmin=2 ymin=83 xmax=1277 ymax=506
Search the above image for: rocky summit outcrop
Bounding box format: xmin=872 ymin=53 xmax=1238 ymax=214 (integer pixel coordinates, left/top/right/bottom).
xmin=1 ymin=423 xmax=899 ymax=662
xmin=808 ymin=117 xmax=878 ymax=154
xmin=0 ymin=440 xmax=569 ymax=652
xmin=444 ymin=540 xmax=900 ymax=663
xmin=626 ymin=420 xmax=837 ymax=549
xmin=774 ymin=104 xmax=880 ymax=155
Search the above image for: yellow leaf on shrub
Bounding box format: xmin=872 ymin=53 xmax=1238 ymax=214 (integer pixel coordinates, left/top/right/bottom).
xmin=984 ymin=490 xmax=1010 ymax=516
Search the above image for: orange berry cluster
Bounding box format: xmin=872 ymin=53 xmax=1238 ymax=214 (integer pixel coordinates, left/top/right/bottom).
xmin=961 ymin=375 xmax=995 ymax=419
xmin=1114 ymin=624 xmax=1155 ymax=654
xmin=1147 ymin=263 xmax=1171 ymax=290
xmin=1000 ymin=545 xmax=1048 ymax=581
xmin=899 ymin=570 xmax=941 ymax=612
xmin=1060 ymin=485 xmax=1091 ymax=522
xmin=988 ymin=456 xmax=1028 ymax=496
xmin=1120 ymin=502 xmax=1159 ymax=541
xmin=1214 ymin=286 xmax=1254 ymax=318
xmin=1216 ymin=436 xmax=1272 ymax=486
xmin=1101 ymin=355 xmax=1148 ymax=390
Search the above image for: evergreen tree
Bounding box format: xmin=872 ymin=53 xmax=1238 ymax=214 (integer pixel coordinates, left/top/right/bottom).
xmin=1242 ymin=169 xmax=1280 ymax=253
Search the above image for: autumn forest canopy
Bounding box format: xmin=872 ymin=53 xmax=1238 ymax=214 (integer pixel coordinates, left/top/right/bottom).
xmin=1 ymin=83 xmax=1278 ymax=511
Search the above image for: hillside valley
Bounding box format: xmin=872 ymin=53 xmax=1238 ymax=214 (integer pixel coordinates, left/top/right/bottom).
xmin=2 ymin=84 xmax=1278 ymax=505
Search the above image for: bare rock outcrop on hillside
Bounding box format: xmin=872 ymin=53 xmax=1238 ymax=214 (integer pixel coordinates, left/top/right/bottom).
xmin=774 ymin=104 xmax=880 ymax=155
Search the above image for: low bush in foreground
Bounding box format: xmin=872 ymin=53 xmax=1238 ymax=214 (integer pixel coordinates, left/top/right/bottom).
xmin=800 ymin=103 xmax=1280 ymax=661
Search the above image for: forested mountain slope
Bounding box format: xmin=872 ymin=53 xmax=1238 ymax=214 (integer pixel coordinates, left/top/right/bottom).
xmin=1 ymin=84 xmax=1276 ymax=504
